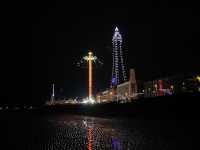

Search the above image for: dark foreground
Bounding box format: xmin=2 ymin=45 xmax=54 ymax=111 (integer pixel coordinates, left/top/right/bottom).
xmin=0 ymin=113 xmax=200 ymax=150
xmin=0 ymin=93 xmax=200 ymax=150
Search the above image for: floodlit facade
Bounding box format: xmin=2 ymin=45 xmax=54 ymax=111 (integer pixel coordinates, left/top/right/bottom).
xmin=117 ymin=69 xmax=137 ymax=101
xmin=96 ymin=88 xmax=116 ymax=103
xmin=96 ymin=69 xmax=137 ymax=102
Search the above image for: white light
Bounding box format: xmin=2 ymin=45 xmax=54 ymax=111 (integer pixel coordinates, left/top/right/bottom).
xmin=82 ymin=97 xmax=95 ymax=104
xmin=115 ymin=27 xmax=119 ymax=32
xmin=82 ymin=100 xmax=88 ymax=104
xmin=89 ymin=97 xmax=95 ymax=104
xmin=111 ymin=27 xmax=126 ymax=86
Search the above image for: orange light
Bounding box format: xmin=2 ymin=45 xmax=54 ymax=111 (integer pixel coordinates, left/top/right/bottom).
xmin=88 ymin=52 xmax=92 ymax=100
xmin=83 ymin=51 xmax=97 ymax=102
xmin=88 ymin=128 xmax=92 ymax=150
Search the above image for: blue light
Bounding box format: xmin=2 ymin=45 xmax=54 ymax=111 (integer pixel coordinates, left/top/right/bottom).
xmin=112 ymin=77 xmax=116 ymax=83
xmin=112 ymin=138 xmax=122 ymax=150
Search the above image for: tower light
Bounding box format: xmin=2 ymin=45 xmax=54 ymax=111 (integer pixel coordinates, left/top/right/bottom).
xmin=83 ymin=51 xmax=97 ymax=103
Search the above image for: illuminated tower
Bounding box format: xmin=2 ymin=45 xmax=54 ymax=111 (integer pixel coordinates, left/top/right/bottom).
xmin=111 ymin=27 xmax=127 ymax=87
xmin=77 ymin=51 xmax=102 ymax=103
xmin=83 ymin=51 xmax=97 ymax=102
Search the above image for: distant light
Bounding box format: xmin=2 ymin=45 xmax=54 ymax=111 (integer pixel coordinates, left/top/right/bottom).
xmin=196 ymin=76 xmax=200 ymax=83
xmin=112 ymin=77 xmax=116 ymax=84
xmin=89 ymin=98 xmax=95 ymax=104
xmin=115 ymin=27 xmax=119 ymax=32
xmin=14 ymin=107 xmax=19 ymax=110
xmin=83 ymin=120 xmax=87 ymax=127
xmin=82 ymin=97 xmax=95 ymax=104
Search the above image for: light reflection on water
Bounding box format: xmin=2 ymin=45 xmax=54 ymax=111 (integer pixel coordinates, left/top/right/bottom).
xmin=41 ymin=115 xmax=170 ymax=150
xmin=87 ymin=127 xmax=92 ymax=150
xmin=83 ymin=117 xmax=124 ymax=150
xmin=112 ymin=138 xmax=122 ymax=150
xmin=0 ymin=114 xmax=173 ymax=150
xmin=77 ymin=116 xmax=133 ymax=150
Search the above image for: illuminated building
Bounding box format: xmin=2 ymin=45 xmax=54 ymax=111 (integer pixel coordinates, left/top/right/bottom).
xmin=144 ymin=78 xmax=173 ymax=97
xmin=97 ymin=69 xmax=137 ymax=102
xmin=116 ymin=82 xmax=129 ymax=100
xmin=117 ymin=69 xmax=137 ymax=101
xmin=144 ymin=73 xmax=200 ymax=97
xmin=96 ymin=88 xmax=116 ymax=103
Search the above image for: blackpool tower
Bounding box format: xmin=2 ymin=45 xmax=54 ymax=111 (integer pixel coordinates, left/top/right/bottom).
xmin=111 ymin=27 xmax=127 ymax=87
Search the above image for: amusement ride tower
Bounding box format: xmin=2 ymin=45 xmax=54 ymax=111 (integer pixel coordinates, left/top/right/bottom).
xmin=111 ymin=27 xmax=127 ymax=87
xmin=83 ymin=51 xmax=97 ymax=102
xmin=78 ymin=51 xmax=102 ymax=103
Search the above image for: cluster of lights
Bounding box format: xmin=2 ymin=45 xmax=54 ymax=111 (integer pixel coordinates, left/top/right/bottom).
xmin=111 ymin=27 xmax=127 ymax=87
xmin=119 ymin=39 xmax=127 ymax=81
xmin=114 ymin=40 xmax=119 ymax=84
xmin=83 ymin=54 xmax=97 ymax=62
xmin=82 ymin=97 xmax=95 ymax=104
xmin=196 ymin=76 xmax=200 ymax=83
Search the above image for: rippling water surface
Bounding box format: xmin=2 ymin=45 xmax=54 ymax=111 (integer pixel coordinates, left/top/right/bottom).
xmin=0 ymin=113 xmax=195 ymax=150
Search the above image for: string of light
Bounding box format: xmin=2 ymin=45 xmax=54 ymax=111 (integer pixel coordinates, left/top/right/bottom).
xmin=111 ymin=27 xmax=127 ymax=87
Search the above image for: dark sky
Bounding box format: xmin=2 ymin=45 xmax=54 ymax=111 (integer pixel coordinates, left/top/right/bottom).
xmin=1 ymin=1 xmax=199 ymax=105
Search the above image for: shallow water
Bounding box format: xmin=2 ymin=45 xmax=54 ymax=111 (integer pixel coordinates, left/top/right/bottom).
xmin=0 ymin=113 xmax=197 ymax=150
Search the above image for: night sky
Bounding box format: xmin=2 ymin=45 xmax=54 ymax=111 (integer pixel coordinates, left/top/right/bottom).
xmin=1 ymin=1 xmax=199 ymax=105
